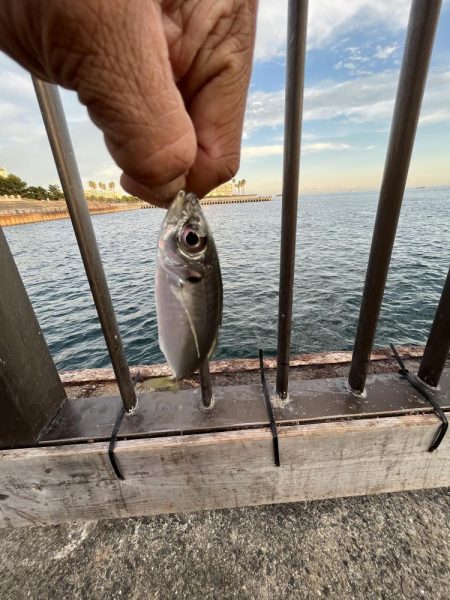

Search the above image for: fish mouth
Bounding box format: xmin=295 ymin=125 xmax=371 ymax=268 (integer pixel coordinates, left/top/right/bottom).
xmin=169 ymin=190 xmax=186 ymax=213
xmin=163 ymin=191 xmax=205 ymax=241
xmin=163 ymin=190 xmax=187 ymax=227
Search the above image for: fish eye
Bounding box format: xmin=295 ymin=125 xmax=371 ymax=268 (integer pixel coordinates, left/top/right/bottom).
xmin=180 ymin=226 xmax=207 ymax=253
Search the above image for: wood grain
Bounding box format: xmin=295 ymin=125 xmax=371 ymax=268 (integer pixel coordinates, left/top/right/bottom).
xmin=0 ymin=412 xmax=448 ymax=528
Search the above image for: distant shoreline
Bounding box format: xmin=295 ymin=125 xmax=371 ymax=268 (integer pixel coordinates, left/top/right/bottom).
xmin=0 ymin=198 xmax=146 ymax=227
xmin=0 ymin=193 xmax=273 ymax=226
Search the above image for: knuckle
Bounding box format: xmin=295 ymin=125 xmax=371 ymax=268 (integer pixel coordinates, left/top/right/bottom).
xmin=217 ymin=154 xmax=240 ymax=183
xmin=148 ymin=140 xmax=196 ymax=186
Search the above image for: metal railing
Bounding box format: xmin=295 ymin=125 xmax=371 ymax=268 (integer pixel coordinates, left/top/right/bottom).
xmin=276 ymin=0 xmax=308 ymax=399
xmin=32 ymin=79 xmax=138 ymax=413
xmin=417 ymin=268 xmax=450 ymax=388
xmin=0 ymin=0 xmax=448 ymax=450
xmin=348 ymin=0 xmax=443 ymax=394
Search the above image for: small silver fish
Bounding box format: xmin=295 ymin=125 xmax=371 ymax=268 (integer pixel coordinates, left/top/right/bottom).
xmin=155 ymin=190 xmax=222 ymax=379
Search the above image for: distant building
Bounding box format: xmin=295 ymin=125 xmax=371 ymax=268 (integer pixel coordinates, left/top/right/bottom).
xmin=206 ymin=182 xmax=234 ymax=197
xmin=0 ymin=167 xmax=8 ymax=178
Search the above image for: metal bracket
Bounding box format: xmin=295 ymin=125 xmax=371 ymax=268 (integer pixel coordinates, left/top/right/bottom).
xmin=108 ymin=405 xmax=125 ymax=480
xmin=390 ymin=343 xmax=448 ymax=451
xmin=108 ymin=370 xmax=142 ymax=480
xmin=259 ymin=350 xmax=280 ymax=467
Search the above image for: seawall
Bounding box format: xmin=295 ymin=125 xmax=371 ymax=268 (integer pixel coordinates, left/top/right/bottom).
xmin=0 ymin=197 xmax=146 ymax=227
xmin=202 ymin=194 xmax=272 ymax=205
xmin=140 ymin=194 xmax=273 ymax=208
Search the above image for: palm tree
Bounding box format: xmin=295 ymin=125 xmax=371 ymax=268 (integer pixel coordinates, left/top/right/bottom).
xmin=88 ymin=181 xmax=96 ymax=198
xmin=232 ymin=177 xmax=236 ymax=195
xmin=108 ymin=181 xmax=116 ymax=199
xmin=88 ymin=181 xmax=96 ymax=200
xmin=98 ymin=182 xmax=107 ymax=196
xmin=241 ymin=179 xmax=246 ymax=195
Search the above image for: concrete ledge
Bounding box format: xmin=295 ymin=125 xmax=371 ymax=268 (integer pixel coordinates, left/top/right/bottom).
xmin=59 ymin=346 xmax=426 ymax=385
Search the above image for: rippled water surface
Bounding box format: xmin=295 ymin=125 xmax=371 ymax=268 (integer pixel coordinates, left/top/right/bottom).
xmin=4 ymin=187 xmax=450 ymax=370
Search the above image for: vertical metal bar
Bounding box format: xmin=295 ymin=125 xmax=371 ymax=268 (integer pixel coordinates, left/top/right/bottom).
xmin=417 ymin=268 xmax=450 ymax=388
xmin=276 ymin=0 xmax=309 ymax=399
xmin=199 ymin=360 xmax=213 ymax=408
xmin=348 ymin=0 xmax=442 ymax=394
xmin=32 ymin=78 xmax=137 ymax=412
xmin=0 ymin=227 xmax=66 ymax=448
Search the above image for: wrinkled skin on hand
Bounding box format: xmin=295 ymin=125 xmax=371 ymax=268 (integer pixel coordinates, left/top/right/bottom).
xmin=0 ymin=0 xmax=257 ymax=206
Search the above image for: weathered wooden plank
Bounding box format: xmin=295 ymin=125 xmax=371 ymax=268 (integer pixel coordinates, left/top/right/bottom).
xmin=0 ymin=412 xmax=448 ymax=528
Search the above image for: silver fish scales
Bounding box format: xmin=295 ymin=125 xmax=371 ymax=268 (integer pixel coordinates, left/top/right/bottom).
xmin=155 ymin=191 xmax=222 ymax=379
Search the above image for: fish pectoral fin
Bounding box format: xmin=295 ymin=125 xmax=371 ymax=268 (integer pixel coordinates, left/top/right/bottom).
xmin=172 ymin=285 xmax=201 ymax=359
xmin=208 ymin=334 xmax=218 ymax=360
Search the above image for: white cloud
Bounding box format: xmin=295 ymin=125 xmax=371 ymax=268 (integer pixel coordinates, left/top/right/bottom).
xmin=242 ymin=142 xmax=350 ymax=158
xmin=242 ymin=144 xmax=284 ymax=158
xmin=419 ymin=108 xmax=450 ymax=125
xmin=374 ymin=44 xmax=400 ymax=60
xmin=244 ymin=70 xmax=450 ymax=132
xmin=0 ymin=69 xmax=34 ymax=98
xmin=334 ymin=45 xmax=372 ymax=75
xmin=255 ymin=0 xmax=410 ymax=61
xmin=304 ymin=142 xmax=350 ymax=153
xmin=0 ymin=101 xmax=22 ymax=120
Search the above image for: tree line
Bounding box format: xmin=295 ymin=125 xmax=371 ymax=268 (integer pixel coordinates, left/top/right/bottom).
xmin=0 ymin=173 xmax=63 ymax=200
xmin=0 ymin=171 xmax=140 ymax=202
xmin=1 ymin=169 xmax=249 ymax=201
xmin=86 ymin=180 xmax=140 ymax=202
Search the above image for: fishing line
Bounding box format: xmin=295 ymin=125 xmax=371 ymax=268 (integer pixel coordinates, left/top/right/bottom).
xmin=390 ymin=343 xmax=448 ymax=452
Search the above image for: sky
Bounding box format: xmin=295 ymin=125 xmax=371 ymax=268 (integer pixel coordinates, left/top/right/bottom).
xmin=0 ymin=0 xmax=449 ymax=195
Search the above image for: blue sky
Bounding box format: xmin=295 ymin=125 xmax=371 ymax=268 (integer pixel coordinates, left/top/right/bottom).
xmin=0 ymin=0 xmax=449 ymax=195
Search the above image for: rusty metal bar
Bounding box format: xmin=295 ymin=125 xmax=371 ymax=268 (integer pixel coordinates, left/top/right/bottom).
xmin=199 ymin=360 xmax=213 ymax=408
xmin=32 ymin=78 xmax=137 ymax=413
xmin=348 ymin=0 xmax=442 ymax=394
xmin=0 ymin=226 xmax=66 ymax=448
xmin=276 ymin=0 xmax=309 ymax=399
xmin=418 ymin=268 xmax=450 ymax=388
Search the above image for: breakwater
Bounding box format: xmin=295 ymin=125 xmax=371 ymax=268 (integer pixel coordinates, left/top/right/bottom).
xmin=0 ymin=198 xmax=146 ymax=226
xmin=202 ymin=194 xmax=271 ymax=205
xmin=139 ymin=194 xmax=273 ymax=209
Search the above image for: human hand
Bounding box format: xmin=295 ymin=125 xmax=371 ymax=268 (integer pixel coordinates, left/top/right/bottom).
xmin=0 ymin=0 xmax=257 ymax=207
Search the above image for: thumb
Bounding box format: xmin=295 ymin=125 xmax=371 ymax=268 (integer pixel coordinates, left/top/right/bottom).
xmin=72 ymin=1 xmax=197 ymax=205
xmin=0 ymin=0 xmax=197 ymax=206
